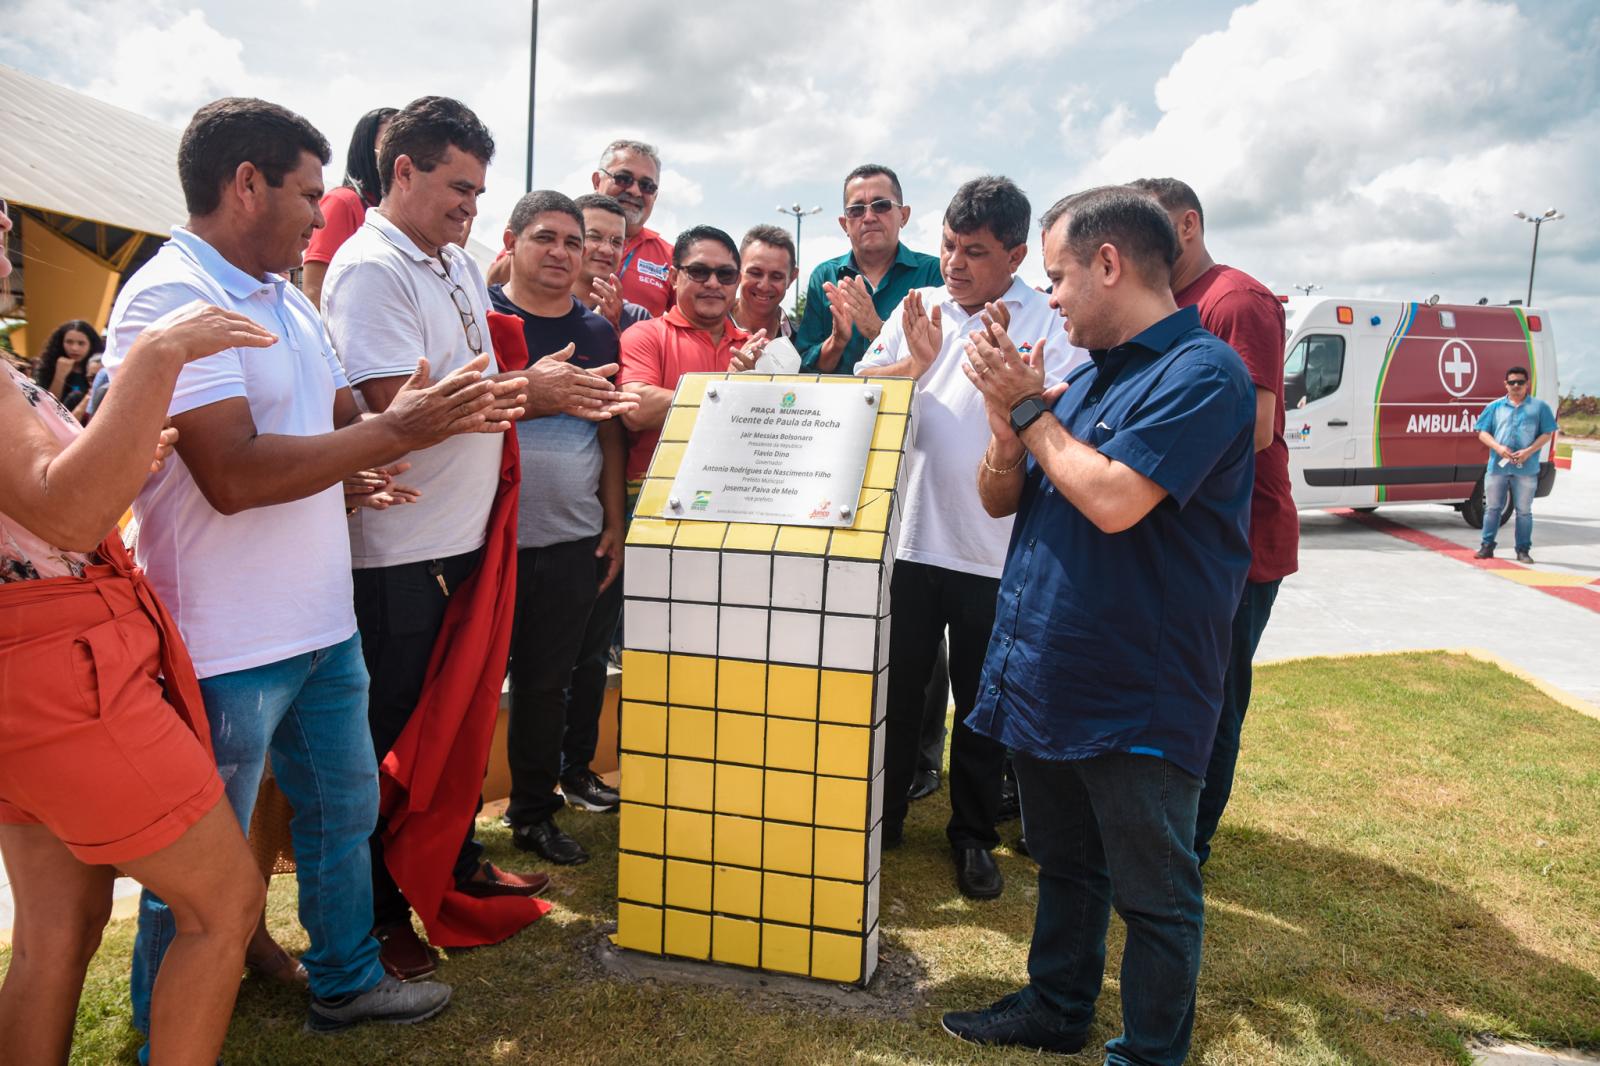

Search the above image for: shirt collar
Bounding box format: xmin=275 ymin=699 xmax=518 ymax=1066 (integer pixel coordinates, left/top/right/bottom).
xmin=938 ymin=274 xmax=1031 ymax=313
xmin=845 ymin=240 xmax=922 ymax=279
xmin=1091 ymin=305 xmax=1202 ymax=364
xmin=365 ymin=209 xmax=445 ymax=265
xmin=168 ymin=226 xmax=280 ymax=301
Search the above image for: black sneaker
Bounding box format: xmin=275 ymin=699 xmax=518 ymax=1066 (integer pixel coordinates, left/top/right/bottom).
xmin=941 ymin=989 xmax=1087 ymax=1053
xmin=512 ymin=817 xmax=590 ymax=865
xmin=1516 ymin=550 xmax=1534 ymax=564
xmin=1475 ymin=543 xmax=1495 ymax=559
xmin=561 ymin=768 xmax=620 ymax=812
xmin=907 ymin=769 xmax=940 ymax=801
xmin=306 ymin=974 xmax=452 ymax=1034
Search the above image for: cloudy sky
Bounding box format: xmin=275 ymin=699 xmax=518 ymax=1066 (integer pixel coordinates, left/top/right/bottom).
xmin=4 ymin=0 xmax=1596 ymax=391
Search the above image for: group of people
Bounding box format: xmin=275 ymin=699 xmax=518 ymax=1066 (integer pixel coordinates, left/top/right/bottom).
xmin=0 ymin=86 xmax=1309 ymax=1066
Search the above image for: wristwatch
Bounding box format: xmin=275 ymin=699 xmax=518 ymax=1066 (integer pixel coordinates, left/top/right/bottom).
xmin=1009 ymin=395 xmax=1049 ymax=434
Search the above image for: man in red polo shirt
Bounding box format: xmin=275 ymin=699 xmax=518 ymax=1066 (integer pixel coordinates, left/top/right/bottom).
xmin=592 ymin=140 xmax=674 ymax=318
xmin=619 ymin=225 xmax=768 ymax=482
xmin=1131 ymin=178 xmax=1299 ymax=868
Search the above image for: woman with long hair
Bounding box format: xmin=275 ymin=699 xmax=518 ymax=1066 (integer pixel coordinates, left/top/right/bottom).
xmin=33 ymin=318 xmax=104 ymax=409
xmin=301 ymin=106 xmax=398 ymax=308
xmin=0 ymin=201 xmax=281 ymax=1065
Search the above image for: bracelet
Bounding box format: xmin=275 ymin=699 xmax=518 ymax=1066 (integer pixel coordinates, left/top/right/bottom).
xmin=981 ymin=448 xmax=1025 ymax=476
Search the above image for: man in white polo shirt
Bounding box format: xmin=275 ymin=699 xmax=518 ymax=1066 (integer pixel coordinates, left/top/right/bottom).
xmin=858 ymin=175 xmax=1086 ymax=900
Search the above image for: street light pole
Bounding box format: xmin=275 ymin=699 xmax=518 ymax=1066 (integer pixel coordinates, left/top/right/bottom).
xmin=776 ymin=202 xmax=821 ymax=306
xmin=525 ymin=0 xmax=539 ymax=193
xmin=1512 ymin=207 xmax=1563 ymax=306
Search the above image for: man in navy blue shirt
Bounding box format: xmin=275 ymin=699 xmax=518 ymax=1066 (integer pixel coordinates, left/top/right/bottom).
xmin=942 ymin=186 xmax=1255 ymax=1064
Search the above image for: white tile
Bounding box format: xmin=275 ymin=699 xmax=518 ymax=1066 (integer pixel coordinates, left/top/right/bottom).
xmin=869 ymin=721 xmax=886 ymax=779
xmin=670 ymin=548 xmax=719 ymax=603
xmin=867 ymin=813 xmax=882 ymax=876
xmin=624 ymin=545 xmax=671 ymax=600
xmin=825 ymin=559 xmax=881 ymax=616
xmin=865 ymin=872 xmax=880 ymax=930
xmin=718 ymin=606 xmax=769 ymax=660
xmin=862 ymin=924 xmax=880 ymax=983
xmin=876 ymin=615 xmax=892 ymax=671
xmin=768 ymin=610 xmax=821 ymax=665
xmin=878 ymin=557 xmax=893 ymax=616
xmin=771 ymin=554 xmax=825 ymax=611
xmin=720 ymin=552 xmax=771 ymax=607
xmin=821 ymin=614 xmax=877 ymax=672
xmin=873 ymin=667 xmax=889 ymax=724
xmin=869 ymin=769 xmax=884 ymax=828
xmin=670 ymin=602 xmax=719 ymax=655
xmin=624 ymin=598 xmax=669 ymax=652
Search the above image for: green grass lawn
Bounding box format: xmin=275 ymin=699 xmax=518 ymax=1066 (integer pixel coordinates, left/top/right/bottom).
xmin=20 ymin=652 xmax=1600 ymax=1064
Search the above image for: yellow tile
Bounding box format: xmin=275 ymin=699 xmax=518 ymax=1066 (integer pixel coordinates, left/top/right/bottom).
xmin=870 ymin=414 xmax=907 ymax=451
xmin=762 ymin=871 xmax=811 ymax=925
xmin=647 ymin=440 xmax=687 ymax=479
xmin=713 ymin=866 xmax=761 ymax=919
xmin=663 ymin=908 xmax=711 ymax=960
xmin=716 ymin=660 xmax=767 ymax=713
xmin=673 ymin=521 xmax=727 ymax=549
xmin=774 ymin=526 xmax=831 ymax=555
xmin=764 ymin=770 xmax=814 ymax=824
xmin=876 ymin=377 xmax=914 ymax=414
xmin=815 ymin=776 xmax=867 ymax=830
xmin=619 ymin=803 xmax=664 ymax=855
xmin=712 ymin=915 xmax=760 ymax=967
xmin=715 ymin=710 xmax=765 ymax=766
xmin=667 ymin=706 xmax=716 ymax=760
xmin=817 ymin=723 xmax=870 ymax=779
xmin=738 ymin=373 xmax=775 ymax=382
xmin=674 ymin=373 xmax=717 ymax=406
xmin=850 ymin=491 xmax=890 ymax=533
xmin=617 ymin=853 xmax=663 ymax=905
xmin=620 ymin=753 xmax=666 ymax=806
xmin=723 ymin=524 xmax=778 ymax=551
xmin=813 ymin=828 xmax=864 ymax=882
xmin=666 ymin=758 xmax=713 ymax=811
xmin=862 ymin=450 xmax=901 ymax=489
xmin=660 ymin=406 xmax=698 ymax=442
xmin=772 ymin=374 xmax=821 ymax=383
xmin=812 ymin=878 xmax=865 ymax=932
xmin=665 ymin=808 xmax=712 ymax=861
xmin=764 ymin=718 xmax=816 ymax=772
xmin=712 ymin=814 xmax=763 ymax=868
xmin=625 ymin=517 xmax=680 ymax=546
xmin=614 ymin=902 xmax=662 ymax=954
xmin=763 ymin=822 xmax=811 ymax=875
xmin=811 ymin=930 xmax=863 ymax=982
xmin=714 ymin=763 xmax=764 ymax=818
xmin=668 ymin=654 xmax=716 ymax=707
xmin=620 ymin=700 xmax=667 ymax=753
xmin=761 ymin=922 xmax=810 ymax=975
xmin=828 ymin=530 xmax=886 ymax=561
xmin=621 ymin=650 xmax=668 ymax=703
xmin=634 ymin=477 xmax=673 ymax=519
xmin=767 ymin=665 xmax=818 ymax=719
xmin=664 ymin=859 xmax=712 ymax=911
xmin=818 ymin=671 xmax=874 ymax=725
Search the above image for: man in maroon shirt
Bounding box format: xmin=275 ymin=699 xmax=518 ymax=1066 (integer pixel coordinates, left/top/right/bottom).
xmin=1131 ymin=178 xmax=1299 ymax=867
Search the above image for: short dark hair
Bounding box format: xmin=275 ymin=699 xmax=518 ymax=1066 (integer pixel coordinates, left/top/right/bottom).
xmin=507 ymin=190 xmax=583 ymax=238
xmin=1505 ymin=366 xmax=1530 ymax=381
xmin=842 ymin=164 xmax=903 ymax=206
xmin=378 ymin=96 xmax=495 ymax=197
xmin=1127 ymin=177 xmax=1205 ymax=230
xmin=673 ymin=225 xmax=740 ymax=268
xmin=1041 ymin=185 xmax=1179 ymax=289
xmin=574 ymin=193 xmax=627 ymax=220
xmin=944 ymin=175 xmax=1031 ymax=249
xmin=178 ymin=98 xmax=331 ymax=217
xmin=739 ymin=224 xmax=796 ymax=272
xmin=343 ymin=106 xmax=398 ymax=207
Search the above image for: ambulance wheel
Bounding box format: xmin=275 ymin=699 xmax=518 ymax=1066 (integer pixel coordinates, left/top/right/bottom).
xmin=1460 ymin=481 xmax=1514 ymax=529
xmin=1352 ymin=506 xmax=1377 ymax=513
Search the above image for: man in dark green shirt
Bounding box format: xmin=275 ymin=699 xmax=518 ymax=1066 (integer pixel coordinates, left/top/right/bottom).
xmin=795 ymin=164 xmax=943 ymax=373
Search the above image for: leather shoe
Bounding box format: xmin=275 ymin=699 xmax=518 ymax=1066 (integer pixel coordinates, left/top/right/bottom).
xmin=907 ymin=769 xmax=939 ymax=801
xmin=457 ymin=861 xmax=551 ymax=897
xmin=954 ymin=847 xmax=1003 ymax=899
xmin=1475 ymin=543 xmax=1495 ymax=559
xmin=373 ymin=921 xmax=437 ymax=981
xmin=512 ymin=818 xmax=590 ymax=865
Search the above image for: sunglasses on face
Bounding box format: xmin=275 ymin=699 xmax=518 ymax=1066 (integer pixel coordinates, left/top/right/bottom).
xmin=844 ymin=198 xmax=902 ymax=219
xmin=1506 ymin=378 xmax=1528 ymax=387
xmin=679 ymin=263 xmax=740 ymax=286
xmin=599 ymin=167 xmax=658 ymax=196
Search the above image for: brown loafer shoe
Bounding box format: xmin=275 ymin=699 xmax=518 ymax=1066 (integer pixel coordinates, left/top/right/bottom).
xmin=374 ymin=920 xmax=438 ymax=981
xmin=456 ymin=861 xmax=550 ymax=899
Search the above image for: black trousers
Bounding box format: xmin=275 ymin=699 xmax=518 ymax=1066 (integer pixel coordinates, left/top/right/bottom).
xmin=562 ymin=561 xmax=622 ymax=778
xmin=883 ymin=560 xmax=1005 ymax=850
xmin=507 ymin=537 xmax=600 ymax=826
xmin=916 ymin=637 xmax=951 ymax=775
xmin=353 ymin=547 xmax=485 ymax=927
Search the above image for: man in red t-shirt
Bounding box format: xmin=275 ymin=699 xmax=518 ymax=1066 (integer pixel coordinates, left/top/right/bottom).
xmin=592 ymin=139 xmax=674 ymax=318
xmin=1132 ymin=177 xmax=1299 ymax=867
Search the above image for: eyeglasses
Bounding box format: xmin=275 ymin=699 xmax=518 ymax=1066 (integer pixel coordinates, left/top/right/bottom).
xmin=1506 ymin=379 xmax=1528 ymax=387
xmin=679 ymin=263 xmax=740 ymax=286
xmin=423 ymin=256 xmax=483 ymax=356
xmin=598 ymin=167 xmax=658 ymax=197
xmin=585 ymin=230 xmax=627 ymax=252
xmin=844 ymin=198 xmax=903 ymax=219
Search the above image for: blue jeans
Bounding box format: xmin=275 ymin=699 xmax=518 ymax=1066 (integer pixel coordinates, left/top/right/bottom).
xmin=1013 ymin=751 xmax=1205 ymax=1066
xmin=1193 ymin=578 xmax=1281 ymax=867
xmin=131 ymin=633 xmax=384 ymax=1034
xmin=1481 ymin=473 xmax=1536 ymax=553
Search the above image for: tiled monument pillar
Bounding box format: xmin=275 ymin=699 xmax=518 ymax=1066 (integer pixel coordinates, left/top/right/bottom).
xmin=611 ymin=372 xmax=914 ymax=985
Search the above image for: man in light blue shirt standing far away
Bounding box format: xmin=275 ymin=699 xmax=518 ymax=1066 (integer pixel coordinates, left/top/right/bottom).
xmin=1474 ymin=365 xmax=1558 ymax=564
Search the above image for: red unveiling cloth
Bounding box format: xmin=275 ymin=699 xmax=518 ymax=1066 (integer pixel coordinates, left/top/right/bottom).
xmin=377 ymin=313 xmax=550 ymax=947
